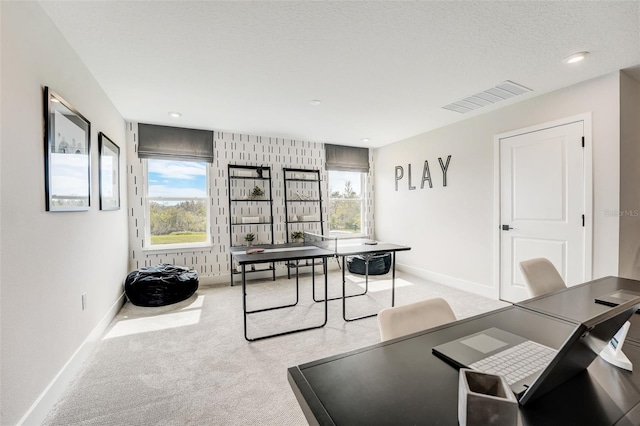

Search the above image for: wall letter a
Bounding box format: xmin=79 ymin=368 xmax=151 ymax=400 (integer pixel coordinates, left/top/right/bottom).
xmin=421 ymin=160 xmax=432 ymax=189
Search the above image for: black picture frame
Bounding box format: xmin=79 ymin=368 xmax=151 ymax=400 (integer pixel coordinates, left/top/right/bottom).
xmin=98 ymin=132 xmax=120 ymax=210
xmin=44 ymin=86 xmax=91 ymax=211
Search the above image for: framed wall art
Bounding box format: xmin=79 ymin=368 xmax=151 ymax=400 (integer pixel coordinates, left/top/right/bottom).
xmin=44 ymin=86 xmax=91 ymax=211
xmin=98 ymin=132 xmax=120 ymax=210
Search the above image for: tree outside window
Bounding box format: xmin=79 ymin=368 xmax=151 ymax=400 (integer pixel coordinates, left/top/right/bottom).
xmin=328 ymin=170 xmax=366 ymax=235
xmin=145 ymin=159 xmax=210 ymax=247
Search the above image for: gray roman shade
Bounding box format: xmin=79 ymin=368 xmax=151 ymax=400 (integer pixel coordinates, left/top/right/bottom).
xmin=138 ymin=123 xmax=214 ymax=163
xmin=325 ymin=144 xmax=370 ymax=173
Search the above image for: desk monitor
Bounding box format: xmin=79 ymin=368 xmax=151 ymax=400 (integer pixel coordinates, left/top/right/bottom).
xmin=433 ymin=296 xmax=640 ymax=405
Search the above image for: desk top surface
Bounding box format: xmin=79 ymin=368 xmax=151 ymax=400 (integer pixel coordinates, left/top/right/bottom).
xmin=517 ymin=276 xmax=640 ymax=343
xmin=288 ymin=303 xmax=640 ymax=426
xmin=230 ymin=241 xmax=410 ymax=265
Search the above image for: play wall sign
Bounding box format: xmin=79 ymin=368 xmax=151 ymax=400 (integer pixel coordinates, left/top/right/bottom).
xmin=394 ymin=155 xmax=451 ymax=191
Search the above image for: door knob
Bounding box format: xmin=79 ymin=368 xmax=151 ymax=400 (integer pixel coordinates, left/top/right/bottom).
xmin=502 ymin=225 xmax=513 ymax=231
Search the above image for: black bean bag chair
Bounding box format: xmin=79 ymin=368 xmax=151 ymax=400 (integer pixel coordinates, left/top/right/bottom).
xmin=125 ymin=264 xmax=198 ymax=307
xmin=347 ymin=252 xmax=391 ymax=275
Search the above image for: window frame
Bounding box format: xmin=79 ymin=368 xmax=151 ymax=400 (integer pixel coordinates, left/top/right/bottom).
xmin=142 ymin=159 xmax=212 ymax=251
xmin=327 ymin=170 xmax=368 ymax=237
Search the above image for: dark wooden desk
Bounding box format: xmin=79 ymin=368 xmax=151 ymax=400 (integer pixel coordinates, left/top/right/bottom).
xmin=517 ymin=276 xmax=640 ymax=344
xmin=288 ymin=304 xmax=640 ymax=425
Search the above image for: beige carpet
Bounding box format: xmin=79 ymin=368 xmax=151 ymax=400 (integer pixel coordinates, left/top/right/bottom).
xmin=43 ymin=268 xmax=509 ymax=425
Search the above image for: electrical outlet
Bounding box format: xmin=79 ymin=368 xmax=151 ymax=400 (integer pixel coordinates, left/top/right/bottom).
xmin=82 ymin=293 xmax=87 ymax=310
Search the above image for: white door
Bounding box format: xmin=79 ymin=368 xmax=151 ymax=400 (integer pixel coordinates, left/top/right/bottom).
xmin=499 ymin=121 xmax=587 ymax=302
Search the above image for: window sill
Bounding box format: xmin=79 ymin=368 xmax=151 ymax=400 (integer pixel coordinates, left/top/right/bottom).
xmin=142 ymin=243 xmax=213 ymax=253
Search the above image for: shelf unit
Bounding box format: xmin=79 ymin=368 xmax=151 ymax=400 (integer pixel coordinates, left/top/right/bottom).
xmin=228 ymin=164 xmax=275 ymax=284
xmin=283 ymin=167 xmax=325 ymax=277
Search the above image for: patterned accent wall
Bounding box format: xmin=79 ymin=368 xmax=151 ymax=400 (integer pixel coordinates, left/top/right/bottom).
xmin=126 ymin=122 xmax=374 ymax=280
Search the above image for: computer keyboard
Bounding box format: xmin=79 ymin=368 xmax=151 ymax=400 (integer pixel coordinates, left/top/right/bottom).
xmin=469 ymin=340 xmax=557 ymax=385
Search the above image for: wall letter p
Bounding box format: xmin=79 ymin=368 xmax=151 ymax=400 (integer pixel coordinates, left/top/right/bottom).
xmin=395 ymin=166 xmax=404 ymax=191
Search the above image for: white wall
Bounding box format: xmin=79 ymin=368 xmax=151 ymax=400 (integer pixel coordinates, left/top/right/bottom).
xmin=0 ymin=2 xmax=128 ymax=425
xmin=619 ymin=72 xmax=640 ymax=279
xmin=374 ymin=72 xmax=621 ymax=296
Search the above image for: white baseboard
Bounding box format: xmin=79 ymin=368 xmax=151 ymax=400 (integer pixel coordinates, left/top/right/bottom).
xmin=18 ymin=293 xmax=126 ymax=426
xmin=397 ymin=263 xmax=499 ymax=299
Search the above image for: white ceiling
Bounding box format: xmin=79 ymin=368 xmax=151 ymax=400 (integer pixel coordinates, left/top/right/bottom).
xmin=39 ymin=1 xmax=640 ymax=148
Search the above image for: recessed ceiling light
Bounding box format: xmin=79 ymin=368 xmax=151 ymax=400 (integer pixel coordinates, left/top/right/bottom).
xmin=564 ymin=51 xmax=590 ymax=64
xmin=309 ymin=99 xmax=321 ymax=106
xmin=361 ymin=138 xmax=370 ymax=143
xmin=168 ymin=111 xmax=182 ymax=118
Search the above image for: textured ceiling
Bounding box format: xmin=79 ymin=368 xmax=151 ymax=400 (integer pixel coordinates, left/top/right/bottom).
xmin=39 ymin=1 xmax=640 ymax=148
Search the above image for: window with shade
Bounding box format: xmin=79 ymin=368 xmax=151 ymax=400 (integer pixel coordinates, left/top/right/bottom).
xmin=144 ymin=159 xmax=210 ymax=247
xmin=138 ymin=123 xmax=213 ymax=249
xmin=327 ymin=170 xmax=367 ymax=235
xmin=325 ymin=144 xmax=369 ymax=236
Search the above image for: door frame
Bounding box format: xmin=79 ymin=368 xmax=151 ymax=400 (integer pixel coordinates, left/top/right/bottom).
xmin=492 ymin=113 xmax=593 ymax=301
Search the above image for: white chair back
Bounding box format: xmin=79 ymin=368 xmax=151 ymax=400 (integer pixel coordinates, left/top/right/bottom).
xmin=377 ymin=297 xmax=456 ymax=342
xmin=519 ymin=258 xmax=567 ymax=297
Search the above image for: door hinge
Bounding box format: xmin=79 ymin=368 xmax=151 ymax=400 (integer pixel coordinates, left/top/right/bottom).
xmin=582 ymin=137 xmax=585 ymax=148
xmin=582 ymin=214 xmax=585 ymax=227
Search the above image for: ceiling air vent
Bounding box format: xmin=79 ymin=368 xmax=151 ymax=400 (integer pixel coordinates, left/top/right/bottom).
xmin=442 ymin=80 xmax=532 ymax=114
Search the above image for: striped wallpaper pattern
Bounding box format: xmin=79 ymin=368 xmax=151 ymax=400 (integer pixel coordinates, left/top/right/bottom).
xmin=126 ymin=122 xmax=374 ymax=280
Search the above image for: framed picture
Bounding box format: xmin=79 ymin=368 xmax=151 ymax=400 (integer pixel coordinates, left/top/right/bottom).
xmin=44 ymin=87 xmax=91 ymax=211
xmin=98 ymin=132 xmax=120 ymax=210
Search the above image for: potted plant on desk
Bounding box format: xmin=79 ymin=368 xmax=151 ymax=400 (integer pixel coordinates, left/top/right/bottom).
xmin=291 ymin=231 xmax=304 ymax=243
xmin=244 ymin=232 xmax=256 ymax=246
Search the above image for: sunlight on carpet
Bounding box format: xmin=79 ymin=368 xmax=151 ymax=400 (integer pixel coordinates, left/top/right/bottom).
xmin=350 ymin=276 xmax=414 ymax=292
xmin=103 ymin=296 xmax=205 ymax=339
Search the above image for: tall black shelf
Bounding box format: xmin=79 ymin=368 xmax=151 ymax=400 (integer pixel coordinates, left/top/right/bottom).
xmin=283 ymin=167 xmax=325 ymax=277
xmin=228 ymin=164 xmax=275 ymax=285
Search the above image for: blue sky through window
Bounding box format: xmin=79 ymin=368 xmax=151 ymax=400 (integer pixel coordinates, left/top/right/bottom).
xmin=148 ymin=159 xmax=207 ymax=198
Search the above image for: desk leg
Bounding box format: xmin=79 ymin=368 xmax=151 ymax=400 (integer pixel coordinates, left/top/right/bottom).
xmin=231 ymin=260 xmax=235 ymax=287
xmin=295 ymin=260 xmax=300 ymax=303
xmin=391 ymin=251 xmax=396 ymax=307
xmin=244 ymin=256 xmax=328 ymax=342
xmin=245 ymin=263 xmax=299 ymax=314
xmin=365 ymin=254 xmax=370 ymax=293
xmin=322 ymin=257 xmax=328 ymax=326
xmin=242 ymin=265 xmax=248 ymax=341
xmin=342 ymin=255 xmax=346 ymax=320
xmin=313 ymin=255 xmax=368 ymax=303
xmin=342 ymin=253 xmax=393 ymax=322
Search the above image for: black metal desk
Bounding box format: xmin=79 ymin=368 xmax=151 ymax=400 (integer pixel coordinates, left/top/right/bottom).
xmin=230 ymin=243 xmax=334 ymax=341
xmin=332 ymin=240 xmax=411 ymax=321
xmin=231 ymin=239 xmax=412 ymax=340
xmin=517 ymin=276 xmax=640 ymax=344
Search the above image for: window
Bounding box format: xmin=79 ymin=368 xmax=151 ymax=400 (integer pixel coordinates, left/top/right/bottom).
xmin=327 ymin=170 xmax=367 ymax=235
xmin=144 ymin=159 xmax=210 ymax=248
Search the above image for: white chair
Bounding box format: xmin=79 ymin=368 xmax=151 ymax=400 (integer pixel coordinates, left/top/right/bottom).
xmin=377 ymin=297 xmax=456 ymax=342
xmin=519 ymin=258 xmax=567 ymax=297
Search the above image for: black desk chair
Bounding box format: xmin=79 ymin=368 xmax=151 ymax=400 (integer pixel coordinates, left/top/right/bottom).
xmin=519 ymin=258 xmax=567 ymax=297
